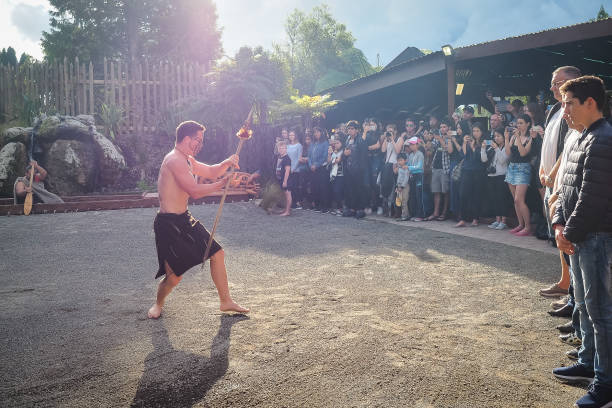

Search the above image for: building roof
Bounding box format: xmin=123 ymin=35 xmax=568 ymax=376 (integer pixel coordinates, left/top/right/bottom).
xmin=324 ymin=17 xmax=612 ymax=100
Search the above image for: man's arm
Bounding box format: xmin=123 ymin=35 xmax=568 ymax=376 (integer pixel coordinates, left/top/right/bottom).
xmin=15 ymin=180 xmax=27 ymax=196
xmin=188 ymin=155 xmax=237 ymax=180
xmin=169 ymin=158 xmax=226 ymax=199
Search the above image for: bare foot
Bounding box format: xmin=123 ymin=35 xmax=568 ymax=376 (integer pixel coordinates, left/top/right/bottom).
xmin=220 ymin=301 xmax=250 ymax=314
xmin=148 ymin=304 xmax=162 ymax=319
xmin=454 ymin=221 xmax=466 ymax=228
xmin=278 ymin=212 xmax=290 ymax=217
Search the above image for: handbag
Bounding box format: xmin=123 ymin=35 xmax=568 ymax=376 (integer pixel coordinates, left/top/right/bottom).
xmin=451 ymin=159 xmax=464 ymax=182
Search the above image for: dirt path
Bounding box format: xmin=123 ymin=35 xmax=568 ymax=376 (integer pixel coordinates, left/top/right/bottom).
xmin=0 ymin=203 xmax=584 ymax=407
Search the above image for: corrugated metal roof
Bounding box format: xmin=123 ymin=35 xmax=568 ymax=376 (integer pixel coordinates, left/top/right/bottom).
xmin=322 ymin=17 xmax=612 ymax=96
xmin=455 ymin=17 xmax=611 ymax=51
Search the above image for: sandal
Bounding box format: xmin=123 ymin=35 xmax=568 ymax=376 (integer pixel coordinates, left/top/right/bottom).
xmin=436 ymin=214 xmax=447 ymax=221
xmin=426 ymin=215 xmax=437 ymax=221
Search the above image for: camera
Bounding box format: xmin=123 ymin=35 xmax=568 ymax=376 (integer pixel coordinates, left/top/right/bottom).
xmin=385 ymin=131 xmax=392 ymax=139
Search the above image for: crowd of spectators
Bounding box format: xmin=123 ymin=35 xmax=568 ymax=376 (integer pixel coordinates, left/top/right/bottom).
xmin=270 ymin=66 xmax=612 ymax=408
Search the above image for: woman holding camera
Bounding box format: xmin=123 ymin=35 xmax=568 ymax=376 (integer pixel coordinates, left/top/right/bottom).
xmin=380 ymin=123 xmax=403 ymax=216
xmin=504 ymin=114 xmax=534 ymax=236
xmin=454 ymin=123 xmax=487 ymax=227
xmin=481 ymin=127 xmax=511 ymax=230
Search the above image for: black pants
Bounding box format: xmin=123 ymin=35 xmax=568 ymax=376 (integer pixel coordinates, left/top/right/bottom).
xmin=459 ymin=169 xmax=486 ymax=222
xmin=312 ymin=167 xmax=331 ymax=210
xmin=297 ymin=170 xmax=312 ymax=206
xmin=344 ymin=169 xmax=367 ymax=211
xmin=409 ymin=173 xmax=425 ymax=218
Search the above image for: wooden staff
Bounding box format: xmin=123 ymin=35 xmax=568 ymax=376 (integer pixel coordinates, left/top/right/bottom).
xmin=202 ymin=107 xmax=254 ymax=267
xmin=24 ymin=131 xmax=35 ymax=215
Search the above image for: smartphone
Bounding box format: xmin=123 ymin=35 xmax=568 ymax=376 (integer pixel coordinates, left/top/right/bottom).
xmin=449 ymin=130 xmax=457 ymax=136
xmin=485 ymin=140 xmax=492 ymax=146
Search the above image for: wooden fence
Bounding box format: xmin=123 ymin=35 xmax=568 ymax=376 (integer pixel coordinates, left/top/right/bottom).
xmin=0 ymin=57 xmax=208 ymax=134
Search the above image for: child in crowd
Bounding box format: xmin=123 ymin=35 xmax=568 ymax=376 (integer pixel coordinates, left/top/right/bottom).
xmin=481 ymin=127 xmax=511 ymax=229
xmin=275 ymin=141 xmax=292 ymax=216
xmin=328 ymin=138 xmax=344 ymax=215
xmin=406 ymin=136 xmax=425 ymax=221
xmin=394 ymin=153 xmax=411 ymax=221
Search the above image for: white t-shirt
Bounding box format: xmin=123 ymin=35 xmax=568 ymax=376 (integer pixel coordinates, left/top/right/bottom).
xmin=540 ymin=109 xmax=562 ymax=174
xmin=554 ymin=129 xmax=581 ymax=193
xmin=385 ymin=140 xmax=398 ymax=164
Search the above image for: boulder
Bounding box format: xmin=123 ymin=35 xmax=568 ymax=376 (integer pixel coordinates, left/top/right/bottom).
xmin=1 ymin=127 xmax=33 ymax=147
xmin=91 ymin=130 xmax=126 ymax=187
xmin=0 ymin=142 xmax=28 ymax=197
xmin=37 ymin=115 xmax=91 ymax=142
xmin=44 ymin=140 xmax=96 ymax=195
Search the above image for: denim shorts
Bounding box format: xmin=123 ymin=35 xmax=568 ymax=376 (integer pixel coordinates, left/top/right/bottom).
xmin=505 ymin=162 xmax=531 ymax=185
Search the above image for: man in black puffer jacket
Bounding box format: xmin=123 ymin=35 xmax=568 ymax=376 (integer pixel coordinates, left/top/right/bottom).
xmin=551 ymin=75 xmax=612 ymax=408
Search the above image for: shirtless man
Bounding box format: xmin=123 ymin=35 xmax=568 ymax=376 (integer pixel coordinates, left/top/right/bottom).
xmin=148 ymin=120 xmax=249 ymax=319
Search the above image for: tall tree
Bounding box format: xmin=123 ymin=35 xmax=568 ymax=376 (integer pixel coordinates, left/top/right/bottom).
xmin=0 ymin=47 xmax=18 ymax=66
xmin=275 ymin=5 xmax=374 ymax=94
xmin=42 ymin=0 xmax=222 ymax=66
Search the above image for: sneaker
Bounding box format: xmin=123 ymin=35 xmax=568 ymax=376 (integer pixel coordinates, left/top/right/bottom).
xmin=355 ymin=210 xmax=366 ymax=219
xmin=488 ymin=221 xmax=500 ymax=229
xmin=364 ymin=208 xmax=372 ymax=215
xmin=575 ymin=383 xmax=612 ymax=408
xmin=495 ymin=222 xmax=508 ymax=230
xmin=566 ymin=348 xmax=579 ymax=361
xmin=296 ymin=205 xmax=303 ymax=210
xmin=560 ymin=332 xmax=582 ymax=347
xmin=400 ymin=216 xmax=410 ymax=221
xmin=551 ymin=296 xmax=570 ymax=310
xmin=329 ymin=210 xmax=337 ymax=215
xmin=539 ymin=283 xmax=569 ymax=298
xmin=413 ymin=217 xmax=423 ymax=222
xmin=336 ymin=211 xmax=342 ymax=217
xmin=321 ymin=209 xmax=329 ymax=214
xmin=556 ymin=321 xmax=574 ymax=334
xmin=552 ymin=363 xmax=594 ymax=383
xmin=376 ymin=207 xmax=383 ymax=215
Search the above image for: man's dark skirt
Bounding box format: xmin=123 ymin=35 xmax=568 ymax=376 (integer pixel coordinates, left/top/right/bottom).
xmin=153 ymin=210 xmax=222 ymax=279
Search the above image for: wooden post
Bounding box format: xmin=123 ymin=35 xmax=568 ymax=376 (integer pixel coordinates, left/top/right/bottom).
xmin=63 ymin=57 xmax=69 ymax=115
xmin=446 ymin=57 xmax=456 ymax=118
xmin=117 ymin=60 xmax=124 ymax=133
xmin=89 ymin=61 xmax=94 ymax=115
xmin=110 ymin=60 xmax=116 ymax=106
xmin=75 ymin=57 xmax=81 ymax=114
xmin=144 ymin=60 xmax=150 ymax=131
xmin=103 ymin=57 xmax=108 ymax=105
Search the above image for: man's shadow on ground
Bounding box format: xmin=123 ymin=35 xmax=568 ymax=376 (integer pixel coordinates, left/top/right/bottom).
xmin=131 ymin=314 xmax=249 ymax=408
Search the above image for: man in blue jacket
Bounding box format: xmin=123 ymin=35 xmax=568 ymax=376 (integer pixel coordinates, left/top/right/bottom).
xmin=551 ymin=75 xmax=612 ymax=408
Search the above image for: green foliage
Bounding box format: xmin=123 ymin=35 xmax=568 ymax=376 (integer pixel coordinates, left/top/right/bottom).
xmin=275 ymin=4 xmax=374 ymax=94
xmin=0 ymin=47 xmax=18 ymax=66
xmin=42 ymin=0 xmax=222 ymax=66
xmin=270 ymin=94 xmax=339 ymax=125
xmin=136 ymin=178 xmax=155 ymax=192
xmin=99 ymin=103 xmax=124 ymax=140
xmin=596 ymin=5 xmax=609 ymax=20
xmin=160 ymin=46 xmax=290 ymax=135
xmin=18 ymin=95 xmax=42 ymax=126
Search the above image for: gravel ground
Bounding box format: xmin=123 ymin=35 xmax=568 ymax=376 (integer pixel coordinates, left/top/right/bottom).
xmin=0 ymin=202 xmax=586 ymax=407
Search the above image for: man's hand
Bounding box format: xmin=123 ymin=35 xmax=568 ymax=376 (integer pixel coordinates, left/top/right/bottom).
xmin=225 ymin=154 xmax=240 ymax=170
xmin=30 ymin=160 xmax=38 ymax=168
xmin=282 ymin=181 xmax=287 ymax=188
xmin=554 ymin=225 xmax=575 ymax=255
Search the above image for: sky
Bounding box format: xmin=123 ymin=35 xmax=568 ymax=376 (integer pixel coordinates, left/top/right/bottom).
xmin=1 ymin=0 xmax=610 ymax=66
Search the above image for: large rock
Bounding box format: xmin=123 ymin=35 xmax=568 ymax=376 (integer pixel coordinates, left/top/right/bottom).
xmin=44 ymin=140 xmax=96 ymax=195
xmin=91 ymin=130 xmax=126 ymax=187
xmin=1 ymin=127 xmax=33 ymax=147
xmin=0 ymin=142 xmax=27 ymax=197
xmin=37 ymin=115 xmax=91 ymax=142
